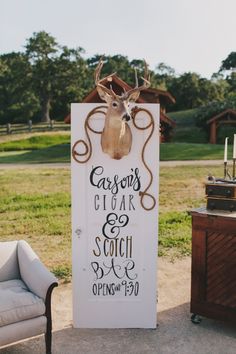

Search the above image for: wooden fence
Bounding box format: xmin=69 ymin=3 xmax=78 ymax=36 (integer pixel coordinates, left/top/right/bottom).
xmin=0 ymin=120 xmax=70 ymax=135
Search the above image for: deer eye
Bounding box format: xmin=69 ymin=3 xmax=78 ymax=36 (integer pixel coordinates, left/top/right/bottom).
xmin=112 ymin=102 xmax=118 ymax=108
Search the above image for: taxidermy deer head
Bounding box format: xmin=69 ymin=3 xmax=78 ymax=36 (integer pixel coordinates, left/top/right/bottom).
xmin=95 ymin=58 xmax=150 ymax=160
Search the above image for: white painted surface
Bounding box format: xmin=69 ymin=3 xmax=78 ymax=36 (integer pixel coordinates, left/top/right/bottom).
xmin=72 ymin=103 xmax=159 ymax=328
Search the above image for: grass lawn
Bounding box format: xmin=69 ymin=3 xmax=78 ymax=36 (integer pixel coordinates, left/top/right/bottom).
xmin=0 ymin=164 xmax=223 ymax=281
xmin=160 ymin=142 xmax=230 ymax=161
xmin=0 ymin=145 xmax=70 ymax=163
xmin=0 ymin=133 xmax=70 ymax=163
xmin=168 ymin=108 xmax=208 ymax=143
xmin=0 ymin=133 xmax=70 ymax=151
xmin=0 ymin=168 xmax=71 ymax=280
xmin=169 ymin=108 xmax=236 ymax=145
xmin=0 ymin=132 xmax=229 ymax=162
xmin=0 ymin=143 xmax=227 ymax=163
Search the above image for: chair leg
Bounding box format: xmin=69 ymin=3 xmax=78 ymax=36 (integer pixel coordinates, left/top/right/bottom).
xmin=45 ymin=282 xmax=58 ymax=354
xmin=45 ymin=330 xmax=52 ymax=354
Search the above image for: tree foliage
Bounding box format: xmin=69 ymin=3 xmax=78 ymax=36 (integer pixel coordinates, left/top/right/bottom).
xmin=194 ymin=52 xmax=236 ymax=139
xmin=87 ymin=54 xmax=151 ymax=88
xmin=25 ymin=31 xmax=90 ymax=122
xmin=0 ymin=31 xmax=234 ymax=125
xmin=152 ymin=62 xmax=175 ymax=90
xmin=219 ymin=51 xmax=236 ymax=93
xmin=220 ymin=52 xmax=236 ymax=71
xmin=0 ymin=52 xmax=39 ymax=124
xmin=168 ymin=72 xmax=228 ymax=111
xmin=50 ymin=46 xmax=90 ymax=119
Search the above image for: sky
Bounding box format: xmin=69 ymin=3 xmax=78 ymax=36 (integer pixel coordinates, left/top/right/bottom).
xmin=0 ymin=0 xmax=235 ymax=78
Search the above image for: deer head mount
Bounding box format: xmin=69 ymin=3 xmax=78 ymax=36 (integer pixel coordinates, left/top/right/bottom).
xmin=95 ymin=58 xmax=150 ymax=160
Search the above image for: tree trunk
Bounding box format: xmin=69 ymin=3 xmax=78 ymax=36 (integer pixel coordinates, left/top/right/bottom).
xmin=41 ymin=97 xmax=51 ymax=122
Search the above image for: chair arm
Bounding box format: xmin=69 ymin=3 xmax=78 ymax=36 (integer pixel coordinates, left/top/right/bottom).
xmin=17 ymin=240 xmax=58 ymax=301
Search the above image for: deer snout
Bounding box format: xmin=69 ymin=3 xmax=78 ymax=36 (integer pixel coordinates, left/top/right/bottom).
xmin=122 ymin=113 xmax=131 ymax=122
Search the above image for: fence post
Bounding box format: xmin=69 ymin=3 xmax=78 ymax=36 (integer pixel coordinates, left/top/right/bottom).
xmin=49 ymin=119 xmax=54 ymax=130
xmin=28 ymin=120 xmax=32 ymax=132
xmin=6 ymin=123 xmax=11 ymax=134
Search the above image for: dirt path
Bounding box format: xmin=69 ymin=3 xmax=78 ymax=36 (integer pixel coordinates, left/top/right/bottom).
xmin=0 ymin=160 xmax=223 ymax=170
xmin=160 ymin=160 xmax=223 ymax=167
xmin=2 ymin=257 xmax=236 ymax=354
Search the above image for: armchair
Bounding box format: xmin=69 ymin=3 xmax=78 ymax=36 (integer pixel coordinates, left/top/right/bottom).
xmin=0 ymin=240 xmax=58 ymax=354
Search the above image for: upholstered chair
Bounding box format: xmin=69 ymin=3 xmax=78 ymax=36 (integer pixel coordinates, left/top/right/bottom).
xmin=0 ymin=240 xmax=58 ymax=354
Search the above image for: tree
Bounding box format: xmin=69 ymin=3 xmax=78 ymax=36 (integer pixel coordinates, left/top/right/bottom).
xmin=0 ymin=52 xmax=39 ymax=124
xmin=220 ymin=52 xmax=236 ymax=71
xmin=25 ymin=31 xmax=89 ymax=122
xmin=226 ymin=72 xmax=236 ymax=92
xmin=167 ymin=72 xmax=202 ymax=110
xmin=25 ymin=31 xmax=59 ymax=122
xmin=2 ymin=33 xmax=233 ymax=125
xmin=198 ymin=77 xmax=227 ymax=104
xmin=50 ymin=46 xmax=90 ymax=119
xmin=219 ymin=52 xmax=236 ymax=93
xmin=167 ymin=72 xmax=227 ymax=111
xmin=152 ymin=62 xmax=175 ymax=90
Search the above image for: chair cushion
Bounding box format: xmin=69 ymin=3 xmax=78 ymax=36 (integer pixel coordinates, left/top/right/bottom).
xmin=0 ymin=279 xmax=45 ymax=327
xmin=0 ymin=241 xmax=20 ymax=282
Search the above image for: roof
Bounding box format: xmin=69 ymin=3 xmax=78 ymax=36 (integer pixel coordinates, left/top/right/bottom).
xmin=161 ymin=111 xmax=176 ymax=127
xmin=83 ymin=74 xmax=175 ymax=105
xmin=140 ymin=87 xmax=176 ymax=105
xmin=83 ymin=74 xmax=145 ymax=104
xmin=207 ymin=109 xmax=236 ymax=124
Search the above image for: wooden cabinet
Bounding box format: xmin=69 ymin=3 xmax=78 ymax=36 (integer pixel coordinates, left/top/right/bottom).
xmin=190 ymin=207 xmax=236 ymax=323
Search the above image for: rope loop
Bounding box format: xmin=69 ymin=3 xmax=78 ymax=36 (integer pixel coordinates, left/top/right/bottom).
xmin=72 ymin=106 xmax=106 ymax=163
xmin=139 ymin=191 xmax=156 ymax=211
xmin=132 ymin=106 xmax=156 ymax=211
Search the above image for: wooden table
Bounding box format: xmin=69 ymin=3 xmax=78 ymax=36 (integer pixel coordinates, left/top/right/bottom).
xmin=190 ymin=207 xmax=236 ymax=323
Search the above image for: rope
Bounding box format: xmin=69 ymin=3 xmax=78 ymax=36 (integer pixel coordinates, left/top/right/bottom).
xmin=131 ymin=106 xmax=156 ymax=211
xmin=71 ymin=106 xmax=106 ymax=163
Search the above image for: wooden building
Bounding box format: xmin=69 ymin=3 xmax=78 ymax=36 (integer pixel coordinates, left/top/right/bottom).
xmin=207 ymin=109 xmax=236 ymax=144
xmin=65 ymin=74 xmax=176 ymax=142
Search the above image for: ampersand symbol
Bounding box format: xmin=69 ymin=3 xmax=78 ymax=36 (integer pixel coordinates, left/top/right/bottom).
xmin=102 ymin=213 xmax=129 ymax=239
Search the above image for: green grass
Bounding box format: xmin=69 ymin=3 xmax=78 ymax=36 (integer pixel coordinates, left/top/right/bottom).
xmin=169 ymin=108 xmax=236 ymax=144
xmin=160 ymin=142 xmax=229 ymax=160
xmin=0 ymin=133 xmax=71 ymax=163
xmin=0 ymin=125 xmax=230 ymax=163
xmin=0 ymin=134 xmax=70 ymax=151
xmin=0 ymin=144 xmax=70 ymax=163
xmin=0 ymin=168 xmax=71 ymax=278
xmin=168 ymin=108 xmax=208 ymax=143
xmin=158 ymin=164 xmax=224 ymax=258
xmin=52 ymin=265 xmax=71 ymax=283
xmin=0 ymin=142 xmax=227 ymax=163
xmin=158 ymin=212 xmax=191 ymax=257
xmin=0 ymin=164 xmax=224 ymax=280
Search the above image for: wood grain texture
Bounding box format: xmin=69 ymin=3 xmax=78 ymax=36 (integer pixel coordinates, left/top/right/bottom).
xmin=190 ymin=209 xmax=236 ymax=323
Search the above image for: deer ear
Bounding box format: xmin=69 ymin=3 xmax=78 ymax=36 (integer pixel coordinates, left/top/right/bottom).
xmin=97 ymin=86 xmax=111 ymax=103
xmin=128 ymin=90 xmax=140 ymax=102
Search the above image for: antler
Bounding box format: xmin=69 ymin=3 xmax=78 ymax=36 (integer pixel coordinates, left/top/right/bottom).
xmin=123 ymin=60 xmax=151 ymax=99
xmin=94 ymin=57 xmax=117 ymax=98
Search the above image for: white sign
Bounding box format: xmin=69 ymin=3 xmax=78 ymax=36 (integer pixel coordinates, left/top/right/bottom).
xmin=72 ymin=103 xmax=159 ymax=328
